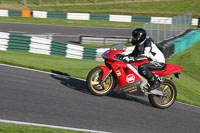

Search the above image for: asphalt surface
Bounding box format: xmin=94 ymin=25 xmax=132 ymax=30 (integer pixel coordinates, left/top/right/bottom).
xmin=0 ymin=22 xmax=174 ymax=44
xmin=0 ymin=22 xmax=132 ymax=43
xmin=0 ymin=64 xmax=200 ymax=133
xmin=0 ymin=22 xmax=199 ymax=132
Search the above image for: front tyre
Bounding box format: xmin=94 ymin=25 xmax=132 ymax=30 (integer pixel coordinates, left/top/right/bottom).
xmin=86 ymin=67 xmax=115 ymax=96
xmin=148 ymin=79 xmax=177 ymax=109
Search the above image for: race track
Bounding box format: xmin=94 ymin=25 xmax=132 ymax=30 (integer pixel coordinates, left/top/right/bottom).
xmin=0 ymin=22 xmax=132 ymax=43
xmin=0 ymin=22 xmax=200 ymax=132
xmin=0 ymin=22 xmax=173 ymax=44
xmin=0 ymin=64 xmax=199 ymax=133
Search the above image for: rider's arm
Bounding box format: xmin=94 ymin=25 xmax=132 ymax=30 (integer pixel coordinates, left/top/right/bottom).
xmin=127 ymin=46 xmax=150 ymax=62
xmin=139 ymin=39 xmax=157 ymax=61
xmin=134 ymin=55 xmax=148 ymax=62
xmin=141 ymin=40 xmax=154 ymax=58
xmin=122 ymin=55 xmax=148 ymax=63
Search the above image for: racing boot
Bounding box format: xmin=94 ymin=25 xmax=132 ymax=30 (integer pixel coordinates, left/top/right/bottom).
xmin=148 ymin=76 xmax=160 ymax=91
xmin=148 ymin=76 xmax=163 ymax=95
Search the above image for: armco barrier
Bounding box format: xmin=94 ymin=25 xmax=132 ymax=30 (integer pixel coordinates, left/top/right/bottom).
xmin=0 ymin=9 xmax=198 ymax=25
xmin=80 ymin=36 xmax=131 ymax=44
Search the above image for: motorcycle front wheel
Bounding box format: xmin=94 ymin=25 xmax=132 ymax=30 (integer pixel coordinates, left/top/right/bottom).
xmin=86 ymin=67 xmax=115 ymax=96
xmin=148 ymin=79 xmax=177 ymax=109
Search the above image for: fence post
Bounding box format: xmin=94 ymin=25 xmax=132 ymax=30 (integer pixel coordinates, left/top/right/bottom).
xmin=75 ymin=0 xmax=78 ymax=5
xmin=94 ymin=0 xmax=97 ymax=5
xmin=56 ymin=0 xmax=59 ymax=5
xmin=39 ymin=0 xmax=42 ymax=6
xmin=198 ymin=17 xmax=200 ymax=28
xmin=23 ymin=0 xmax=27 ymax=5
xmin=115 ymin=0 xmax=117 ymax=4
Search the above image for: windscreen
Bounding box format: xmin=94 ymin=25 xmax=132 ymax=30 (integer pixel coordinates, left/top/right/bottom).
xmin=110 ymin=44 xmax=127 ymax=50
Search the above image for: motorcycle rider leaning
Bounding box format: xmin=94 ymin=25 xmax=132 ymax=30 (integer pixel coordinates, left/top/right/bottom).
xmin=119 ymin=28 xmax=165 ymax=92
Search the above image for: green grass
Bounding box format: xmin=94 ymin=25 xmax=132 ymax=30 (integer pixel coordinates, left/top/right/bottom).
xmin=80 ymin=43 xmax=132 ymax=48
xmin=0 ymin=17 xmax=145 ymax=28
xmin=28 ymin=0 xmax=200 ymax=17
xmin=0 ymin=123 xmax=89 ymax=133
xmin=0 ymin=0 xmax=141 ymax=5
xmin=0 ymin=0 xmax=199 ymax=131
xmin=166 ymin=42 xmax=200 ymax=106
xmin=0 ymin=51 xmax=104 ymax=79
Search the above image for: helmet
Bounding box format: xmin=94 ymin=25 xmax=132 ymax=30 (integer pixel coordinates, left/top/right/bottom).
xmin=131 ymin=28 xmax=146 ymax=45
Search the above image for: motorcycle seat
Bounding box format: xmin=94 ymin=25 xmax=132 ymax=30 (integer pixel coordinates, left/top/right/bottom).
xmin=150 ymin=63 xmax=166 ymax=71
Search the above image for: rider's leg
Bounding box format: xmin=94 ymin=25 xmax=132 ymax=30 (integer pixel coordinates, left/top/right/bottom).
xmin=138 ymin=62 xmax=160 ymax=90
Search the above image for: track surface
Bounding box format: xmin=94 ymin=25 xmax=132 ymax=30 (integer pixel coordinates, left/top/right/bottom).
xmin=0 ymin=22 xmax=173 ymax=43
xmin=0 ymin=22 xmax=200 ymax=132
xmin=0 ymin=22 xmax=132 ymax=43
xmin=0 ymin=65 xmax=200 ymax=133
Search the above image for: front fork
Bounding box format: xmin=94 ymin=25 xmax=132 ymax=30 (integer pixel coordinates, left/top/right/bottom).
xmin=97 ymin=65 xmax=113 ymax=84
xmin=100 ymin=69 xmax=113 ymax=84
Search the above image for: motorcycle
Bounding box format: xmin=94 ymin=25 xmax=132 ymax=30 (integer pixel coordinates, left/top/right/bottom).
xmin=86 ymin=44 xmax=183 ymax=109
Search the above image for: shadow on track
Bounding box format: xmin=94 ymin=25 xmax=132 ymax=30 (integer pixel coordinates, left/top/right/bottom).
xmin=50 ymin=74 xmax=151 ymax=107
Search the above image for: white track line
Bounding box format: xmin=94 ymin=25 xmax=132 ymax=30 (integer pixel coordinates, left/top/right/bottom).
xmin=0 ymin=119 xmax=111 ymax=133
xmin=176 ymin=101 xmax=200 ymax=109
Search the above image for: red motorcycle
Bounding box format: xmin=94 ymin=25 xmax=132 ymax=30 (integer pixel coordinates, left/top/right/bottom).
xmin=86 ymin=44 xmax=183 ymax=109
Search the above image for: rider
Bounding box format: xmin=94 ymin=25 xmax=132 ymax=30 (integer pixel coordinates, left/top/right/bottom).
xmin=120 ymin=28 xmax=165 ymax=91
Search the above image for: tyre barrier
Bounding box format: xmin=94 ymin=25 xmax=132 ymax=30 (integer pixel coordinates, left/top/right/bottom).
xmin=0 ymin=30 xmax=199 ymax=61
xmin=157 ymin=29 xmax=200 ymax=58
xmin=0 ymin=32 xmax=134 ymax=61
xmin=169 ymin=30 xmax=200 ymax=54
xmin=157 ymin=43 xmax=174 ymax=58
xmin=0 ymin=9 xmax=198 ymax=25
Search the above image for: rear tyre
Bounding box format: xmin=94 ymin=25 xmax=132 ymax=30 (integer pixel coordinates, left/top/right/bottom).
xmin=148 ymin=79 xmax=177 ymax=109
xmin=86 ymin=67 xmax=115 ymax=96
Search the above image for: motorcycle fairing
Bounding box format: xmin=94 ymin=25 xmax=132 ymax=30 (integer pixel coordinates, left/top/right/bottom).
xmin=105 ymin=49 xmax=125 ymax=61
xmin=98 ymin=61 xmax=142 ymax=88
xmin=97 ymin=65 xmax=111 ymax=81
xmin=152 ymin=64 xmax=183 ymax=76
xmin=113 ymin=80 xmax=142 ymax=94
xmin=110 ymin=62 xmax=141 ymax=87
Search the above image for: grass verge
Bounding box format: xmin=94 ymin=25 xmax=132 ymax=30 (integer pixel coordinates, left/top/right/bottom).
xmin=0 ymin=17 xmax=145 ymax=29
xmin=0 ymin=51 xmax=104 ymax=79
xmin=166 ymin=42 xmax=200 ymax=107
xmin=80 ymin=43 xmax=132 ymax=48
xmin=0 ymin=122 xmax=89 ymax=133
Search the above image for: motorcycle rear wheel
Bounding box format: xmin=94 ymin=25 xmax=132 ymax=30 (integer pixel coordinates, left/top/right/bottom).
xmin=148 ymin=79 xmax=177 ymax=109
xmin=86 ymin=67 xmax=115 ymax=96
